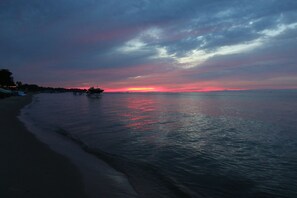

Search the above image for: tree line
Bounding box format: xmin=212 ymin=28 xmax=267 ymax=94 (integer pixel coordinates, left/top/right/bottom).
xmin=0 ymin=69 xmax=86 ymax=93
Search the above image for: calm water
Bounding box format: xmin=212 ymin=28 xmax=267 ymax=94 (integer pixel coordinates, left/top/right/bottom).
xmin=23 ymin=91 xmax=297 ymax=197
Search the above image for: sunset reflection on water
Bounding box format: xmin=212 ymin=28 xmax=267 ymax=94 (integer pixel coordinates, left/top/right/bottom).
xmin=25 ymin=92 xmax=297 ymax=198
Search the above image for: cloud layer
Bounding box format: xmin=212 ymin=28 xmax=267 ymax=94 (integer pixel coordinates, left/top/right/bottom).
xmin=1 ymin=0 xmax=297 ymax=91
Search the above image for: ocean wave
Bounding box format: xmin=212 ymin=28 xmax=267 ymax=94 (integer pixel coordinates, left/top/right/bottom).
xmin=55 ymin=127 xmax=194 ymax=198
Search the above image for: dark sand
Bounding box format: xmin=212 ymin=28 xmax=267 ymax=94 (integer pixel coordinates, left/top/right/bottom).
xmin=0 ymin=95 xmax=87 ymax=198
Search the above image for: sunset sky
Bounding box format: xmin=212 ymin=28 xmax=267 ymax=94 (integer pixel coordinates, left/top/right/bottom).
xmin=1 ymin=0 xmax=297 ymax=92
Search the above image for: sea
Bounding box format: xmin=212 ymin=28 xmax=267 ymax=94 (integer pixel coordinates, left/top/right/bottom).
xmin=20 ymin=91 xmax=297 ymax=198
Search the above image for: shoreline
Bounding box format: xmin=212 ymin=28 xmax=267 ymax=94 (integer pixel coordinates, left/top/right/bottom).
xmin=18 ymin=93 xmax=192 ymax=198
xmin=1 ymin=94 xmax=138 ymax=198
xmin=0 ymin=94 xmax=87 ymax=198
xmin=17 ymin=94 xmax=138 ymax=198
xmin=2 ymin=93 xmax=189 ymax=198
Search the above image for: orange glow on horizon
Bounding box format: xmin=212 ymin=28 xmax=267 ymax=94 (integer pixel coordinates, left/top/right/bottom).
xmin=127 ymin=87 xmax=155 ymax=92
xmin=65 ymin=86 xmax=246 ymax=93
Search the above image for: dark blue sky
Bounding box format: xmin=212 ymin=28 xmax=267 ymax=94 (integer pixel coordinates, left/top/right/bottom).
xmin=1 ymin=0 xmax=297 ymax=91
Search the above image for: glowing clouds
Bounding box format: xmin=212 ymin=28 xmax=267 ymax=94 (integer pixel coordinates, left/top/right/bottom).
xmin=1 ymin=1 xmax=297 ymax=91
xmin=118 ymin=39 xmax=147 ymax=53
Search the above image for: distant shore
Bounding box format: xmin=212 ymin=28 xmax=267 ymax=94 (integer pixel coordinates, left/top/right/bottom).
xmin=0 ymin=95 xmax=87 ymax=198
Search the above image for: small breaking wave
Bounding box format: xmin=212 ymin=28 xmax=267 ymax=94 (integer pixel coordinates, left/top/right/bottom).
xmin=55 ymin=128 xmax=194 ymax=198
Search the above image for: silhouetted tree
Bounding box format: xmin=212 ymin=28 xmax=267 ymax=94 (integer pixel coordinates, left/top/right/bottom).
xmin=0 ymin=69 xmax=15 ymax=87
xmin=16 ymin=81 xmax=23 ymax=88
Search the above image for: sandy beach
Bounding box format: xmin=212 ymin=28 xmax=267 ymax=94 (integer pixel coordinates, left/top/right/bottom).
xmin=0 ymin=94 xmax=139 ymax=198
xmin=0 ymin=95 xmax=87 ymax=198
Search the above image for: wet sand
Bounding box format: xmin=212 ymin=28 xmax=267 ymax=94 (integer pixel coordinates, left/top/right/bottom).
xmin=0 ymin=95 xmax=87 ymax=198
xmin=1 ymin=94 xmax=139 ymax=198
